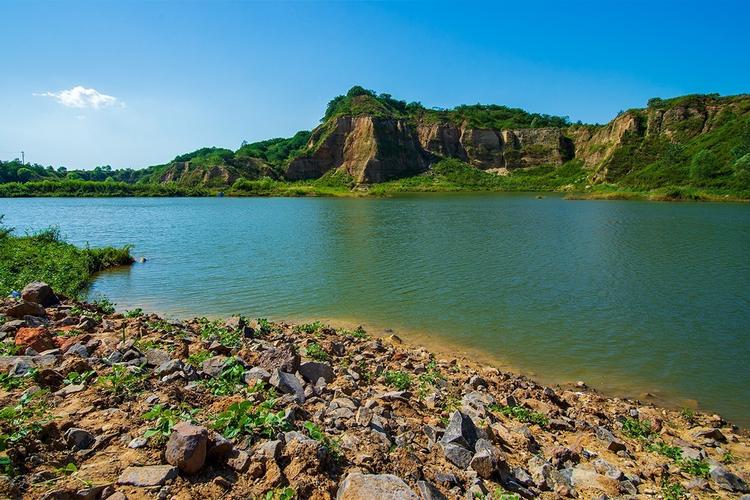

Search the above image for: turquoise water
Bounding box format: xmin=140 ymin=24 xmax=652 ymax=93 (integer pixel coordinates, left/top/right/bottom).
xmin=1 ymin=195 xmax=748 ymax=425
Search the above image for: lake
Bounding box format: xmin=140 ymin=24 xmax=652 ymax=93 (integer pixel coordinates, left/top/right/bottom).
xmin=1 ymin=195 xmax=748 ymax=425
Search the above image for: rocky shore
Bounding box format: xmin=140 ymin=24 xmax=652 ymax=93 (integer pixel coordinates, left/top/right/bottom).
xmin=0 ymin=282 xmax=748 ymax=499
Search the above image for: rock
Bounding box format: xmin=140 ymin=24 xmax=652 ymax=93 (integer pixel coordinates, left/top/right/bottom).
xmin=299 ymin=361 xmax=335 ymax=383
xmin=256 ymin=439 xmax=283 ymax=461
xmin=117 ymin=465 xmax=178 ymax=487
xmin=6 ymin=301 xmax=46 ymax=319
xmin=441 ymin=442 xmax=473 ymax=469
xmin=65 ymin=342 xmax=90 ymax=358
xmin=440 ymin=411 xmax=478 ymax=450
xmin=128 ymin=437 xmax=148 ymax=449
xmin=64 ymin=428 xmax=96 ymax=450
xmin=54 ymin=383 xmax=86 ymax=396
xmin=145 ymin=349 xmax=172 ymax=367
xmin=21 ymin=282 xmax=59 ymax=307
xmin=710 ymin=465 xmax=749 ymax=492
xmin=269 ymin=369 xmax=305 ymax=403
xmin=416 ymin=480 xmax=447 ymax=500
xmin=244 ymin=367 xmax=271 ymax=384
xmin=336 ymin=472 xmax=418 ymax=500
xmin=156 ymin=359 xmax=184 ymax=376
xmin=206 ymin=431 xmax=233 ymax=460
xmin=201 ymin=356 xmax=228 ymax=377
xmin=226 ymin=449 xmax=251 ymax=472
xmin=595 ymin=426 xmax=626 ymax=452
xmin=35 ymin=368 xmax=64 ymax=389
xmin=257 ymin=346 xmax=300 ymax=373
xmin=592 ymin=457 xmax=624 ymax=480
xmin=76 ymin=317 xmax=98 ymax=332
xmin=165 ymin=422 xmax=208 ymax=474
xmin=23 ymin=315 xmax=48 ymax=328
xmin=0 ymin=319 xmax=26 ymax=333
xmin=470 ymin=449 xmax=496 ymax=478
xmin=694 ymin=428 xmax=727 ymax=443
xmin=14 ymin=327 xmax=55 ymax=352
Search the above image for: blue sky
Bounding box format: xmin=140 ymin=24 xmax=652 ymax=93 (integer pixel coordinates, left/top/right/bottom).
xmin=1 ymin=0 xmax=748 ymax=170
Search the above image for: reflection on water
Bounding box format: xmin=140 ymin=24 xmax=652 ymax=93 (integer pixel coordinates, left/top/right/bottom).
xmin=1 ymin=194 xmax=748 ymax=425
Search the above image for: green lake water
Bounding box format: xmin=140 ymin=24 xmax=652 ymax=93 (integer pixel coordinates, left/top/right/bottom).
xmin=1 ymin=194 xmax=748 ymax=425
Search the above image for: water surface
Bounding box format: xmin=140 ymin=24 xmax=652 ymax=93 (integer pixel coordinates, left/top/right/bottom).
xmin=1 ymin=195 xmax=748 ymax=424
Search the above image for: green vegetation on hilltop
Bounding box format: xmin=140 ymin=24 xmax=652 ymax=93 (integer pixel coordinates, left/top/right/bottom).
xmin=0 ymin=215 xmax=133 ymax=296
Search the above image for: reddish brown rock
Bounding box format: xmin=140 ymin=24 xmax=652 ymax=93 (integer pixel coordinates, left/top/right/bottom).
xmin=14 ymin=327 xmax=55 ymax=352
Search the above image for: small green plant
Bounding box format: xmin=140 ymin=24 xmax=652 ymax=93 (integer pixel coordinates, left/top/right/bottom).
xmin=661 ymin=479 xmax=687 ymax=499
xmin=147 ymin=319 xmax=176 ymax=333
xmin=92 ymin=297 xmax=115 ymax=314
xmin=55 ymin=462 xmax=78 ymax=476
xmin=255 ymin=318 xmax=273 ymax=336
xmin=621 ymin=417 xmax=655 ymax=440
xmin=294 ymin=321 xmax=324 ymax=335
xmin=201 ymin=357 xmax=246 ymax=396
xmin=56 ymin=328 xmax=82 ymax=338
xmin=418 ymin=359 xmax=444 ymax=386
xmin=680 ymin=458 xmax=710 ymax=478
xmin=346 ymin=326 xmax=369 ymax=339
xmin=212 ymin=399 xmax=290 ymax=440
xmin=0 ymin=343 xmax=21 ymax=356
xmin=97 ymin=365 xmax=146 ymax=398
xmin=489 ymin=404 xmax=549 ymax=427
xmin=142 ymin=404 xmax=198 ymax=441
xmin=186 ymin=350 xmax=212 ymax=367
xmin=0 ymin=390 xmax=50 ymax=451
xmin=647 ymin=441 xmax=683 ymax=461
xmin=383 ymin=370 xmax=412 ymax=390
xmin=303 ymin=421 xmax=342 ymax=462
xmin=124 ymin=308 xmax=143 ymax=318
xmin=721 ymin=451 xmax=736 ymax=464
xmin=0 ymin=314 xmax=6 ymax=326
xmin=0 ymin=455 xmax=15 ymax=476
xmin=0 ymin=373 xmax=24 ymax=391
xmin=64 ymin=370 xmax=97 ymax=386
xmin=303 ymin=342 xmax=328 ymax=361
xmin=680 ymin=408 xmax=696 ymax=424
xmin=264 ymin=488 xmax=295 ymax=500
xmin=198 ymin=318 xmax=241 ymax=349
xmin=492 ymin=489 xmax=520 ymax=500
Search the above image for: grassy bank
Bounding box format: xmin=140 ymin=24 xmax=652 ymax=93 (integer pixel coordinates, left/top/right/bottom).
xmin=0 ymin=215 xmax=134 ymax=297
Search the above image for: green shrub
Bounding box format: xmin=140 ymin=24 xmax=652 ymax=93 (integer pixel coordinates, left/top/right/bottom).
xmin=689 ymin=150 xmax=723 ymax=181
xmin=621 ymin=418 xmax=655 ymax=440
xmin=198 ymin=318 xmax=241 ymax=349
xmin=303 ymin=421 xmax=342 ymax=462
xmin=97 ymin=365 xmax=146 ymax=398
xmin=201 ymin=357 xmax=246 ymax=396
xmin=383 ymin=370 xmax=412 ymax=390
xmin=303 ymin=342 xmax=328 ymax=361
xmin=142 ymin=404 xmax=198 ymax=441
xmin=211 ymin=399 xmax=290 ymax=440
xmin=489 ymin=404 xmax=549 ymax=427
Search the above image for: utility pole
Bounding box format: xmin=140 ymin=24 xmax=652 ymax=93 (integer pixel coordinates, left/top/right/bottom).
xmin=21 ymin=151 xmax=24 ymax=164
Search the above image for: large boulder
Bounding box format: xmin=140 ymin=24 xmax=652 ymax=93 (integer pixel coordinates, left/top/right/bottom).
xmin=14 ymin=327 xmax=55 ymax=352
xmin=21 ymin=282 xmax=59 ymax=307
xmin=440 ymin=411 xmax=478 ymax=450
xmin=165 ymin=422 xmax=208 ymax=474
xmin=5 ymin=301 xmax=45 ymax=319
xmin=336 ymin=473 xmax=418 ymax=500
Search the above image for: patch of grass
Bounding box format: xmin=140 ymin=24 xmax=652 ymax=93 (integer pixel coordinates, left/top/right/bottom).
xmin=647 ymin=441 xmax=683 ymax=461
xmin=255 ymin=318 xmax=273 ymax=336
xmin=200 ymin=357 xmax=246 ymax=396
xmin=142 ymin=404 xmax=198 ymax=442
xmin=418 ymin=359 xmax=444 ymax=386
xmin=303 ymin=421 xmax=342 ymax=463
xmin=124 ymin=308 xmax=143 ymax=318
xmin=211 ymin=398 xmax=290 ymax=441
xmin=489 ymin=404 xmax=549 ymax=427
xmin=0 ymin=390 xmax=51 ymax=451
xmin=186 ymin=350 xmax=212 ymax=368
xmin=680 ymin=408 xmax=697 ymax=424
xmin=146 ymin=319 xmax=177 ymax=333
xmin=383 ymin=370 xmax=412 ymax=390
xmin=303 ymin=342 xmax=329 ymax=361
xmin=0 ymin=221 xmax=133 ymax=297
xmin=661 ymin=480 xmax=687 ymax=500
xmin=722 ymin=451 xmax=736 ymax=464
xmin=92 ymin=297 xmax=115 ymax=314
xmin=97 ymin=365 xmax=146 ymax=399
xmin=0 ymin=343 xmax=21 ymax=356
xmin=198 ymin=318 xmax=241 ymax=349
xmin=621 ymin=417 xmax=655 ymax=440
xmin=54 ymin=463 xmax=78 ymax=476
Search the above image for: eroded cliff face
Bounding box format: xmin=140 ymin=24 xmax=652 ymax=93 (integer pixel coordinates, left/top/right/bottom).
xmin=159 ymin=157 xmax=273 ymax=187
xmin=287 ymin=116 xmax=429 ymax=183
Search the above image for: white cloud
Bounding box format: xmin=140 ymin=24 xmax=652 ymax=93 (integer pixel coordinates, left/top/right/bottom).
xmin=34 ymin=86 xmax=124 ymax=109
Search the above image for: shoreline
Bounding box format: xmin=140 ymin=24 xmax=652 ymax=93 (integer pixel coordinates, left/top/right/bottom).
xmin=1 ymin=288 xmax=749 ymax=498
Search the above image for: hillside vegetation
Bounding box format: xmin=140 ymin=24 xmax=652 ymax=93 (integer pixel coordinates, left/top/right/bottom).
xmin=1 ymin=87 xmax=749 ymax=200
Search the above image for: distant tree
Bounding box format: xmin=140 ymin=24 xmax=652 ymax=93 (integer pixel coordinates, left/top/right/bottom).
xmin=734 ymin=153 xmax=750 ymax=184
xmin=16 ymin=167 xmax=35 ymax=182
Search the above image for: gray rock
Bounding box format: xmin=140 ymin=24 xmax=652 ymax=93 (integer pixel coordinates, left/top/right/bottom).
xmin=440 ymin=411 xmax=478 ymax=451
xmin=156 ymin=359 xmax=184 ymax=376
xmin=269 ymin=369 xmax=305 ymax=403
xmin=201 ymin=355 xmax=228 ymax=377
xmin=299 ymin=361 xmax=335 ymax=383
xmin=54 ymin=383 xmax=86 ymax=396
xmin=416 ymin=480 xmax=447 ymax=500
xmin=65 ymin=343 xmax=89 ymax=358
xmin=694 ymin=428 xmax=727 ymax=443
xmin=76 ymin=317 xmax=97 ymax=332
xmin=710 ymin=465 xmax=749 ymax=493
xmin=592 ymin=457 xmax=624 ymax=480
xmin=128 ymin=437 xmax=148 ymax=449
xmin=0 ymin=319 xmax=26 ymax=333
xmin=165 ymin=422 xmax=208 ymax=474
xmin=23 ymin=316 xmax=48 ymax=328
xmin=206 ymin=431 xmax=233 ymax=460
xmin=21 ymin=282 xmax=59 ymax=307
xmin=64 ymin=428 xmax=96 ymax=450
xmin=226 ymin=449 xmax=251 ymax=472
xmin=243 ymin=367 xmax=271 ymax=385
xmin=117 ymin=465 xmax=178 ymax=486
xmin=470 ymin=449 xmax=496 ymax=478
xmin=256 ymin=439 xmax=283 ymax=461
xmin=145 ymin=349 xmax=172 ymax=367
xmin=441 ymin=442 xmax=473 ymax=469
xmin=6 ymin=301 xmax=45 ymax=319
xmin=595 ymin=426 xmax=626 ymax=452
xmin=337 ymin=472 xmax=418 ymax=499
xmin=257 ymin=346 xmax=300 ymax=373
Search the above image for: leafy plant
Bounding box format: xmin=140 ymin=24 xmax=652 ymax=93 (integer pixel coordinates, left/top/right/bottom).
xmin=64 ymin=370 xmax=97 ymax=386
xmin=680 ymin=458 xmax=710 ymax=478
xmin=211 ymin=399 xmax=290 ymax=440
xmin=489 ymin=404 xmax=549 ymax=427
xmin=303 ymin=342 xmax=328 ymax=361
xmin=680 ymin=408 xmax=696 ymax=424
xmin=142 ymin=404 xmax=198 ymax=441
xmin=97 ymin=365 xmax=146 ymax=398
xmin=186 ymin=350 xmax=212 ymax=367
xmin=263 ymin=488 xmax=296 ymax=500
xmin=0 ymin=373 xmax=24 ymax=391
xmin=198 ymin=318 xmax=241 ymax=349
xmin=661 ymin=479 xmax=687 ymax=500
xmin=255 ymin=318 xmax=273 ymax=336
xmin=124 ymin=308 xmax=143 ymax=318
xmin=0 ymin=390 xmax=50 ymax=451
xmin=201 ymin=357 xmax=246 ymax=396
xmin=92 ymin=297 xmax=115 ymax=314
xmin=0 ymin=455 xmax=15 ymax=476
xmin=303 ymin=421 xmax=342 ymax=462
xmin=294 ymin=321 xmax=324 ymax=335
xmin=722 ymin=451 xmax=736 ymax=464
xmin=0 ymin=343 xmax=21 ymax=356
xmin=647 ymin=441 xmax=683 ymax=461
xmin=621 ymin=418 xmax=655 ymax=440
xmin=383 ymin=370 xmax=412 ymax=390
xmin=55 ymin=462 xmax=78 ymax=476
xmin=418 ymin=359 xmax=444 ymax=386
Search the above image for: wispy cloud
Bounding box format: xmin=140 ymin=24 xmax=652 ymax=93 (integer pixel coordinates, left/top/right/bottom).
xmin=34 ymin=85 xmax=124 ymax=109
